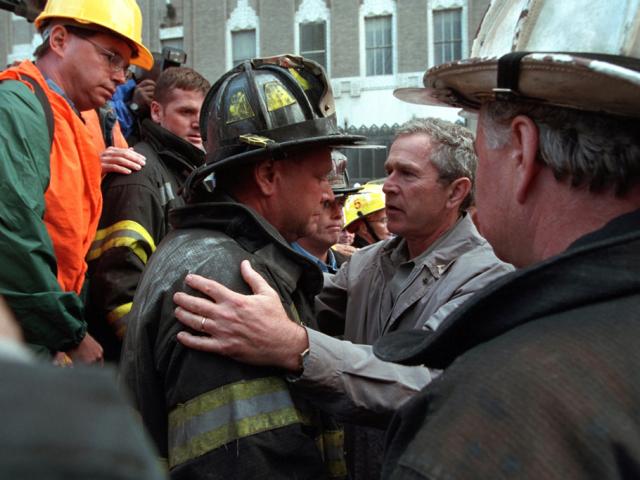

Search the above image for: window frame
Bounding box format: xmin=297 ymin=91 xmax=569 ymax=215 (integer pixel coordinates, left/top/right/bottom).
xmin=226 ymin=0 xmax=260 ymax=70
xmin=231 ymin=28 xmax=257 ymax=67
xmin=364 ymin=15 xmax=393 ymax=76
xmin=294 ymin=0 xmax=331 ymax=74
xmin=432 ymin=8 xmax=463 ymax=65
xmin=427 ymin=0 xmax=469 ymax=68
xmin=359 ymin=0 xmax=397 ymax=78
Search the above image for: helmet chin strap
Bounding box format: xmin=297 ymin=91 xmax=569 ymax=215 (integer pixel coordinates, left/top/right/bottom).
xmin=358 ymin=212 xmax=381 ymax=243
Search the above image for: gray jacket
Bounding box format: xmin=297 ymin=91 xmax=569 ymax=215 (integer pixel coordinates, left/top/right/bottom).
xmin=294 ymin=215 xmax=513 ymax=479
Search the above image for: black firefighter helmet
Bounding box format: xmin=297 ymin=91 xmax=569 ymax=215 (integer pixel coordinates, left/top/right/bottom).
xmin=183 ymin=54 xmax=366 ymax=198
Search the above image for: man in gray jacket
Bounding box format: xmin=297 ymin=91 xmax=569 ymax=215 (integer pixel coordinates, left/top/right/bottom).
xmin=172 ymin=118 xmax=513 ymax=478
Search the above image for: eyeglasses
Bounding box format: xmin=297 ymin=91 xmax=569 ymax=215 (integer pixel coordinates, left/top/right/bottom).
xmin=76 ymin=35 xmax=129 ymax=73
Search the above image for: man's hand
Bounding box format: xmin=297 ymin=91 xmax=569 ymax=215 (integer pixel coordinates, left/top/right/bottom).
xmin=100 ymin=147 xmax=146 ymax=175
xmin=174 ymin=260 xmax=309 ymax=372
xmin=332 ymin=243 xmax=358 ymax=258
xmin=67 ymin=333 xmax=103 ymax=365
xmin=131 ymin=79 xmax=156 ymax=114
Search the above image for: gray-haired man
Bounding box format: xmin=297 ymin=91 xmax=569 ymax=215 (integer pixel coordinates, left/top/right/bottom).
xmin=172 ymin=117 xmax=513 ymax=479
xmin=373 ymin=1 xmax=640 ymax=477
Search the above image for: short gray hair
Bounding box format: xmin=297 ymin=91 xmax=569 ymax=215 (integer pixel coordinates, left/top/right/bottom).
xmin=483 ymin=101 xmax=640 ymax=196
xmin=394 ymin=117 xmax=477 ymax=211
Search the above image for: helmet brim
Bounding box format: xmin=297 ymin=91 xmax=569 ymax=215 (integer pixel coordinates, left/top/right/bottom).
xmin=395 ymin=53 xmax=640 ymax=118
xmin=209 ymin=133 xmax=368 ymax=171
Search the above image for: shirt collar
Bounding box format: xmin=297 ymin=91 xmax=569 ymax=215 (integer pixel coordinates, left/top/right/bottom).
xmin=46 ymin=78 xmax=81 ymax=116
xmin=290 ymin=242 xmax=335 ymax=273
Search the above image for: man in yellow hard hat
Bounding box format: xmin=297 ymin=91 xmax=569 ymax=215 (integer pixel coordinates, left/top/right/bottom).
xmin=343 ymin=182 xmax=392 ymax=248
xmin=292 ymin=151 xmax=362 ymax=273
xmin=0 ymin=0 xmax=152 ymax=364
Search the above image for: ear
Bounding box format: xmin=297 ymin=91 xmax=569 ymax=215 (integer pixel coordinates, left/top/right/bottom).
xmin=253 ymin=159 xmax=278 ymax=196
xmin=445 ymin=177 xmax=472 ymax=211
xmin=48 ymin=24 xmax=70 ymax=58
xmin=510 ymin=115 xmax=542 ymax=204
xmin=150 ymin=100 xmax=162 ymax=123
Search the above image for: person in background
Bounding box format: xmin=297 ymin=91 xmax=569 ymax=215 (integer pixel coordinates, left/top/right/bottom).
xmin=88 ymin=66 xmax=209 ymax=362
xmin=0 ymin=0 xmax=153 ymax=363
xmin=112 ymin=75 xmax=156 ymax=143
xmin=292 ymin=151 xmax=362 ymax=273
xmin=337 ymin=227 xmax=355 ymax=246
xmin=343 ymin=182 xmax=391 ymax=248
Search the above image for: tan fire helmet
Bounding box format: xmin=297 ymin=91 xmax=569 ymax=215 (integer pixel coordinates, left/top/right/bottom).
xmin=328 ymin=150 xmax=361 ymax=197
xmin=394 ymin=0 xmax=640 ymax=118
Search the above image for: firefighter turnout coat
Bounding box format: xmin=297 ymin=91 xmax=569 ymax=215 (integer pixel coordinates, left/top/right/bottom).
xmin=87 ymin=119 xmax=204 ymax=361
xmin=121 ymin=194 xmax=344 ymax=479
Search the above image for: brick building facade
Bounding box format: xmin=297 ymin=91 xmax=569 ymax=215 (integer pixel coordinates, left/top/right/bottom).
xmin=1 ymin=0 xmax=490 ymax=180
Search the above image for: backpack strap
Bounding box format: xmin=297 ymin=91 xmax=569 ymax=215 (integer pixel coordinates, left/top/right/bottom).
xmin=20 ymin=74 xmax=55 ymax=150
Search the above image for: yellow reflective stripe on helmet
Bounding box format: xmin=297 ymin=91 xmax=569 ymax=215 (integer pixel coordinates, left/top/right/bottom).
xmin=227 ymin=90 xmax=255 ymax=124
xmin=288 ymin=68 xmax=310 ymax=90
xmin=88 ymin=220 xmax=156 ymax=263
xmin=264 ymin=81 xmax=297 ymax=111
xmin=168 ymin=377 xmax=304 ymax=468
xmin=106 ymin=302 xmax=132 ymax=339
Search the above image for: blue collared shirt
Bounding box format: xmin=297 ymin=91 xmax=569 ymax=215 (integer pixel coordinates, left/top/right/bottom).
xmin=46 ymin=78 xmax=80 ymax=115
xmin=291 ymin=242 xmax=338 ymax=274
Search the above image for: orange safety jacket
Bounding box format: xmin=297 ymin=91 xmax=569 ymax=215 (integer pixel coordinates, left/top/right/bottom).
xmin=0 ymin=61 xmax=103 ymax=295
xmin=83 ymin=108 xmax=129 ymax=151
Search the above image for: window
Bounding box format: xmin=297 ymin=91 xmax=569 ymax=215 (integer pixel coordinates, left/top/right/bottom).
xmin=365 ymin=15 xmax=392 ymax=76
xmin=299 ymin=21 xmax=327 ymax=69
xmin=160 ymin=26 xmax=184 ymax=52
xmin=433 ymin=8 xmax=462 ymax=65
xmin=232 ymin=29 xmax=256 ymax=67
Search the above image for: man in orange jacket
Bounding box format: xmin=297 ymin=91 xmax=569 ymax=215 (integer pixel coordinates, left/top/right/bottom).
xmin=0 ymin=0 xmax=153 ymax=363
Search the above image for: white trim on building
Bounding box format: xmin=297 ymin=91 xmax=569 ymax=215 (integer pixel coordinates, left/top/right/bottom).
xmin=427 ymin=0 xmax=469 ymax=68
xmin=294 ymin=0 xmax=331 ymax=75
xmin=6 ymin=33 xmax=41 ymax=65
xmin=226 ymin=0 xmax=259 ymax=70
xmin=159 ymin=25 xmax=184 ymax=40
xmin=358 ymin=0 xmax=397 ymax=80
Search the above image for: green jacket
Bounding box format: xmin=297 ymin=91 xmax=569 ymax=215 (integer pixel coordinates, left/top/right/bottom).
xmin=0 ymin=79 xmax=86 ymax=355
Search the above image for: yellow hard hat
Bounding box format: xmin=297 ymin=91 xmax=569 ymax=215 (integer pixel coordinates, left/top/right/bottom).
xmin=343 ymin=183 xmax=386 ymax=229
xmin=35 ymin=0 xmax=153 ymax=70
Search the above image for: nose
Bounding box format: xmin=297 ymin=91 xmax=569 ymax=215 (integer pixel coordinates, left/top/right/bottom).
xmin=112 ymin=68 xmax=127 ymax=85
xmin=330 ymin=202 xmax=343 ymax=219
xmin=382 ymin=176 xmax=394 ymax=195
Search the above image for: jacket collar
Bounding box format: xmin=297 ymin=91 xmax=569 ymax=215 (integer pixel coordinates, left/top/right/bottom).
xmin=383 ymin=214 xmax=484 ymax=277
xmin=140 ymin=118 xmax=205 ymax=172
xmin=374 ymin=209 xmax=640 ymax=368
xmin=170 ymin=193 xmax=324 ymax=296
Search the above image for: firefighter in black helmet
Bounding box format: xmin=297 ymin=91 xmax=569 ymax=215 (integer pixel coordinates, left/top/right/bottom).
xmin=121 ymin=55 xmax=366 ymax=479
